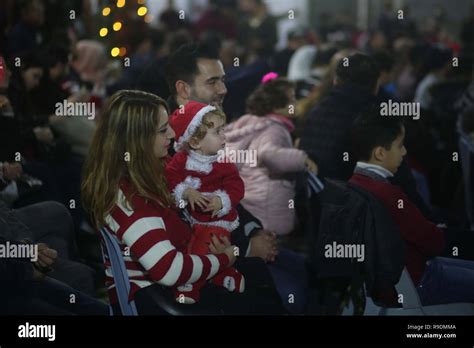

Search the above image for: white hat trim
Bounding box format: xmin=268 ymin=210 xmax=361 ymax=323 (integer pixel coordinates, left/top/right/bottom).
xmin=174 ymin=104 xmax=217 ymax=151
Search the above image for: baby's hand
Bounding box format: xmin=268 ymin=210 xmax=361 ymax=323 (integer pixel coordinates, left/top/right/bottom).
xmin=203 ymin=196 xmax=223 ymax=218
xmin=183 ymin=188 xmax=209 ymax=211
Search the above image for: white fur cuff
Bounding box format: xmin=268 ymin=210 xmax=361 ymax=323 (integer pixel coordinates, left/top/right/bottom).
xmin=213 ymin=189 xmax=232 ymax=218
xmin=172 ymin=176 xmax=201 ymax=208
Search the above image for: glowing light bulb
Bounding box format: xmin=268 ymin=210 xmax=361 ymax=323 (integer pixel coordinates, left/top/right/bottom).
xmin=137 ymin=6 xmax=148 ymax=16
xmin=111 ymin=47 xmax=120 ymax=57
xmin=99 ymin=28 xmax=108 ymax=37
xmin=113 ymin=22 xmax=122 ymax=31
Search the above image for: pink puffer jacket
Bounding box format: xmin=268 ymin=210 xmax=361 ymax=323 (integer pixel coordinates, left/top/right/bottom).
xmin=225 ymin=114 xmax=306 ymax=235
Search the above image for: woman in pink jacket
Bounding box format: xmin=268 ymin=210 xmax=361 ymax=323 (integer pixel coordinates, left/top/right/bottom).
xmin=224 ymin=74 xmax=318 ymax=236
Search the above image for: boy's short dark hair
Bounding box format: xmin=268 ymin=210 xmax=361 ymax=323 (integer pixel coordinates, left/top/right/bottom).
xmin=351 ymin=107 xmax=404 ymax=161
xmin=165 ymin=43 xmax=220 ymax=96
xmin=335 ymin=53 xmax=381 ymax=91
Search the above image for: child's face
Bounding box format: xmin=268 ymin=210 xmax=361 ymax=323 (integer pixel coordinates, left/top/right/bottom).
xmin=376 ymin=126 xmax=407 ymax=174
xmin=193 ymin=113 xmax=226 ymax=156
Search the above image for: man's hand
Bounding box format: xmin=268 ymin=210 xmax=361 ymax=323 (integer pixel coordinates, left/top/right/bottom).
xmin=35 ymin=243 xmax=57 ymax=271
xmin=33 ymin=126 xmax=55 ymax=145
xmin=203 ymin=195 xmax=223 ymax=218
xmin=248 ymin=230 xmax=279 ymax=262
xmin=67 ymin=91 xmax=90 ymax=104
xmin=304 ymin=156 xmax=318 ymax=175
xmin=2 ymin=162 xmax=22 ymax=181
xmin=0 ymin=95 xmax=11 ymax=109
xmin=183 ymin=188 xmax=209 ymax=211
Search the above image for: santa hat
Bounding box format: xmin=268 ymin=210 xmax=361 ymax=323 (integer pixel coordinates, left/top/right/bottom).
xmin=170 ymin=101 xmax=217 ymax=151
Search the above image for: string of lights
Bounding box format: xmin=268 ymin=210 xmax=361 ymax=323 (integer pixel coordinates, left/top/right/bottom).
xmin=98 ymin=0 xmax=151 ymax=58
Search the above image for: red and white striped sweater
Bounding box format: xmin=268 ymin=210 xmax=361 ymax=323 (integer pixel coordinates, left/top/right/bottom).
xmin=102 ymin=180 xmax=230 ymax=303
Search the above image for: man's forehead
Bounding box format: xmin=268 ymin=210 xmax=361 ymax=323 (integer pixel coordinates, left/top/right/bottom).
xmin=196 ymin=58 xmax=225 ymax=78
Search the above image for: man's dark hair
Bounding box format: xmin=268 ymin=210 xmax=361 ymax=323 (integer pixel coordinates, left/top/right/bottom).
xmin=17 ymin=50 xmax=45 ymax=71
xmin=351 ymin=107 xmax=404 ymax=161
xmin=165 ymin=43 xmax=220 ymax=95
xmin=41 ymin=44 xmax=69 ymax=68
xmin=372 ymin=51 xmax=394 ymax=73
xmin=335 ymin=53 xmax=381 ymax=91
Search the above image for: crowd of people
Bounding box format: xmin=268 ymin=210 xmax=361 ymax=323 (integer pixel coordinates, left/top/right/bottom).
xmin=1 ymin=0 xmax=474 ymax=315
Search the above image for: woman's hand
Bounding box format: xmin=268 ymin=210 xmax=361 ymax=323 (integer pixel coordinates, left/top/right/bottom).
xmin=2 ymin=162 xmax=22 ymax=180
xmin=183 ymin=188 xmax=209 ymax=211
xmin=35 ymin=243 xmax=57 ymax=271
xmin=208 ymin=234 xmax=237 ymax=267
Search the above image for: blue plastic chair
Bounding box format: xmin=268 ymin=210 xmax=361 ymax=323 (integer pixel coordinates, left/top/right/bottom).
xmin=99 ymin=227 xmax=221 ymax=316
xmin=99 ymin=227 xmax=138 ymax=316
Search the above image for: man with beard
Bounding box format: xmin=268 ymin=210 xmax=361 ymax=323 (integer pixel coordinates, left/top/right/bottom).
xmin=164 ymin=43 xmax=309 ymax=314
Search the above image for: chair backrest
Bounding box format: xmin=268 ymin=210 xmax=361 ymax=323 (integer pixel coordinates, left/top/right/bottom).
xmin=99 ymin=227 xmax=138 ymax=316
xmin=393 ymin=267 xmax=422 ymax=309
xmin=458 ymin=132 xmax=474 ymax=229
xmin=362 ymin=267 xmax=422 ymax=315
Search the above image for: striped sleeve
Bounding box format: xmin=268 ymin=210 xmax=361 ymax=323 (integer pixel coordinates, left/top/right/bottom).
xmin=112 ymin=211 xmax=230 ymax=287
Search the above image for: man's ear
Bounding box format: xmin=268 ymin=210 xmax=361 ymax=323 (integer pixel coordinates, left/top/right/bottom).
xmin=333 ymin=76 xmax=338 ymax=86
xmin=372 ymin=146 xmax=385 ymax=162
xmin=175 ymin=80 xmax=190 ymax=100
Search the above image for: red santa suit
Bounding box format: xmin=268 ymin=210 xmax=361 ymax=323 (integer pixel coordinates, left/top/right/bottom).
xmin=165 ymin=101 xmax=245 ymax=304
xmin=166 ymin=150 xmax=244 ymax=236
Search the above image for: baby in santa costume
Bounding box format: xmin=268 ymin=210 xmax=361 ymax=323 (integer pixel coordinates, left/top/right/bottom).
xmin=166 ymin=101 xmax=245 ymax=304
